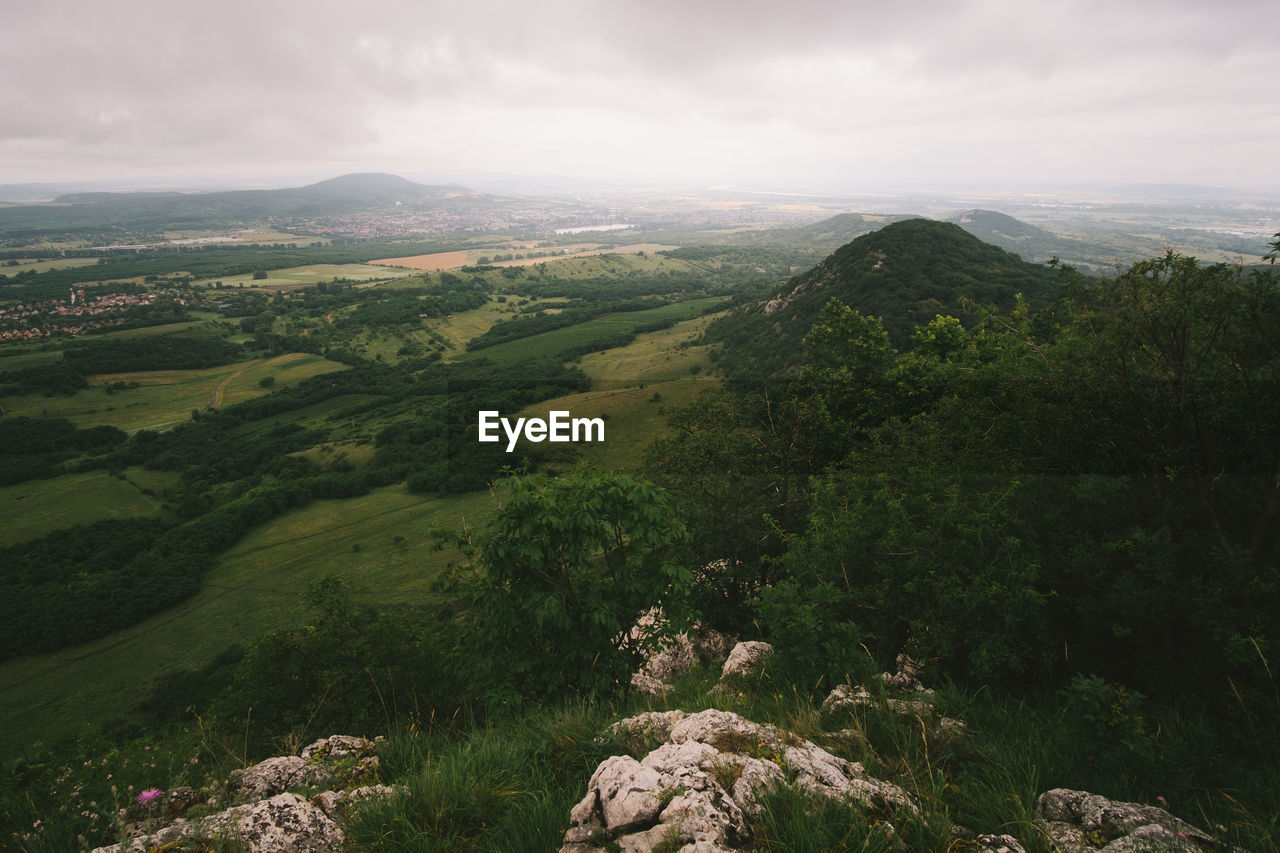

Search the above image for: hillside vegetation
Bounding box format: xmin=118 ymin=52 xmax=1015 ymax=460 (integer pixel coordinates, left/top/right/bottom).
xmin=704 ymin=218 xmax=1061 ymax=376
xmin=2 ymin=214 xmax=1278 ymax=852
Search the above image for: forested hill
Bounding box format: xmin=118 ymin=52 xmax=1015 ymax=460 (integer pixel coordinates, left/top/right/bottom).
xmin=0 ymin=173 xmax=491 ymax=234
xmin=948 ymin=208 xmax=1108 ymax=266
xmin=704 ymin=217 xmax=1062 ymax=378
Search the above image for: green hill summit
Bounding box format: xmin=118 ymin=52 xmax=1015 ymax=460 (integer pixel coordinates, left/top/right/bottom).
xmin=707 ymin=217 xmax=1061 ymax=377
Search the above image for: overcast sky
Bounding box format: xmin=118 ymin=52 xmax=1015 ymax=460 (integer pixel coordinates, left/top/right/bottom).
xmin=2 ymin=0 xmax=1276 ymax=192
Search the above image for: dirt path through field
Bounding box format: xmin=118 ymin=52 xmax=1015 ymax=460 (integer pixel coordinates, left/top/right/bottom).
xmin=209 ymin=366 xmax=247 ymax=409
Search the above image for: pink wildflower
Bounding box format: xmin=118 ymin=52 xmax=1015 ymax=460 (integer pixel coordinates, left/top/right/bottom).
xmin=136 ymin=788 xmax=163 ymax=805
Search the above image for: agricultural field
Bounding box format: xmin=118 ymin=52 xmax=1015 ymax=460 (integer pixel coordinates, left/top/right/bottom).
xmin=0 ymin=466 xmax=178 ymax=548
xmin=90 ymin=320 xmax=213 ymax=339
xmin=0 ymin=485 xmax=496 ymax=758
xmin=457 ymin=296 xmax=727 ymax=367
xmin=196 ymin=263 xmax=417 ymax=290
xmin=489 ymin=243 xmax=679 ymax=268
xmin=369 ymin=243 xmax=680 ymax=272
xmin=0 ymin=257 xmax=100 ymax=275
xmin=503 ymin=250 xmax=700 ymax=279
xmin=161 ymin=228 xmax=319 ymax=245
xmin=369 ymin=249 xmax=475 ymax=270
xmin=1 ymin=352 xmax=348 ymax=432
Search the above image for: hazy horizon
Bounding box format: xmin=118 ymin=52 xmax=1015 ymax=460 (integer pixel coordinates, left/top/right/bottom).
xmin=2 ymin=0 xmax=1277 ymax=193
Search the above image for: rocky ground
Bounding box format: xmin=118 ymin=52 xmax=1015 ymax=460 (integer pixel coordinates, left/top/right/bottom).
xmin=86 ymin=635 xmax=1245 ymax=853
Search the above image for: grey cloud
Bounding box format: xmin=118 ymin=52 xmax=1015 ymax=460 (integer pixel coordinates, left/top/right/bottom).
xmin=1 ymin=0 xmax=1276 ymax=187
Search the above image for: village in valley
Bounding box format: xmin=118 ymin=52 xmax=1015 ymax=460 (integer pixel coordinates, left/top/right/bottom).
xmin=0 ymin=289 xmax=171 ymax=342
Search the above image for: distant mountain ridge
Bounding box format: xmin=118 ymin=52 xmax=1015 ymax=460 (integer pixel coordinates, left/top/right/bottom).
xmin=0 ymin=173 xmax=492 ymax=235
xmin=947 ymin=208 xmax=1125 ymax=269
xmin=705 ymin=217 xmax=1062 ymax=377
xmin=51 ymin=172 xmax=470 ymax=206
xmin=950 ymin=209 xmax=1055 ymax=243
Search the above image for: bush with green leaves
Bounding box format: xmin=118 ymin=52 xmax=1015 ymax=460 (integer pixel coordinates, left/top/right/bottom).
xmin=224 ymin=576 xmax=461 ymax=743
xmin=436 ymin=471 xmax=693 ymax=705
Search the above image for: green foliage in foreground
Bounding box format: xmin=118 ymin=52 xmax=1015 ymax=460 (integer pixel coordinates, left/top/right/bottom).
xmin=657 ymin=254 xmax=1280 ymax=709
xmin=434 ymin=471 xmax=693 ymax=706
xmin=6 ymin=655 xmax=1278 ymax=852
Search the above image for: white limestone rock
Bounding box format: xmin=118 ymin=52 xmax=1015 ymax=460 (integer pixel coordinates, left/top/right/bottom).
xmin=230 ymin=756 xmax=331 ymax=799
xmin=299 ymin=734 xmax=381 ymax=762
xmin=718 ymin=642 xmax=773 ymax=681
xmin=1035 ymin=788 xmax=1226 ymax=853
xmin=560 ymin=708 xmax=916 ymax=853
xmin=92 ymin=793 xmax=343 ymax=853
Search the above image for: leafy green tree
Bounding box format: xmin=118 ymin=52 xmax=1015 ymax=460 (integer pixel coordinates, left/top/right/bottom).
xmin=437 ymin=471 xmax=692 ymax=705
xmin=644 ymin=386 xmax=827 ymax=629
xmin=1031 ymin=255 xmax=1280 ymax=692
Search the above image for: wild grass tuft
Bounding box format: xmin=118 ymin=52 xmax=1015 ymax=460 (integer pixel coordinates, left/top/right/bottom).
xmin=342 ymin=699 xmax=616 ymax=853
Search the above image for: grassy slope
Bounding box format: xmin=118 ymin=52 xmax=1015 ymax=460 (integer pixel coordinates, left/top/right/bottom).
xmin=1 ymin=257 xmax=101 ymax=275
xmin=1 ymin=352 xmax=348 ymax=432
xmin=522 ymin=312 xmax=724 ymax=469
xmin=0 ymin=347 xmax=64 ymax=372
xmin=0 ymin=486 xmax=495 ymax=758
xmin=0 ymin=467 xmax=178 ymax=548
xmin=458 ymin=297 xmax=726 ymax=368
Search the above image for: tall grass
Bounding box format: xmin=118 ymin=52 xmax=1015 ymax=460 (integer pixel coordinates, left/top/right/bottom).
xmin=9 ymin=663 xmax=1275 ymax=852
xmin=349 ymin=665 xmax=1273 ymax=853
xmin=343 ymin=701 xmax=619 ymax=853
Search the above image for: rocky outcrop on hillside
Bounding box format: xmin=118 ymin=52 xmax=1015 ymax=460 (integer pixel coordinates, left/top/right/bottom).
xmin=560 ymin=708 xmax=916 ymax=853
xmin=1035 ymin=788 xmax=1239 ymax=853
xmin=90 ymin=735 xmax=393 ymax=853
xmin=630 ymin=611 xmax=735 ymax=695
xmin=577 ymin=648 xmax=1244 ymax=853
xmin=717 ymin=641 xmax=773 ymax=683
xmin=821 ymin=653 xmax=968 ymax=740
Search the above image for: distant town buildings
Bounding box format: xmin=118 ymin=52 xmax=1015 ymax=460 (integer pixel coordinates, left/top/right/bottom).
xmin=0 ymin=290 xmax=173 ymax=341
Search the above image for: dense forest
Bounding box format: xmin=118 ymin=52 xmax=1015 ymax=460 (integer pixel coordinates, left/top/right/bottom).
xmin=658 ymin=250 xmax=1279 ymax=701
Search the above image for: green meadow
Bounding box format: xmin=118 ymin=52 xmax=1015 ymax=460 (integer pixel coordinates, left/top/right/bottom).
xmin=523 ymin=312 xmax=724 ymax=469
xmin=1 ymin=257 xmax=100 ymax=275
xmin=1 ymin=352 xmax=348 ymax=432
xmin=576 ymin=311 xmax=723 ymax=384
xmin=457 ymin=297 xmax=727 ymax=368
xmin=430 ymin=300 xmax=512 ymax=358
xmin=500 ymin=251 xmax=699 ymax=280
xmin=0 ymin=485 xmax=496 ymax=758
xmin=0 ymin=467 xmax=178 ymax=548
xmin=0 ymin=346 xmax=63 ymax=372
